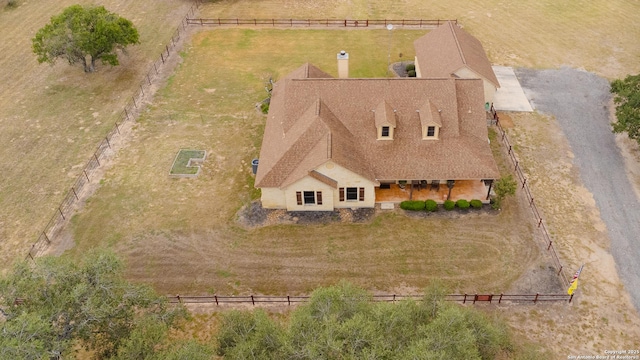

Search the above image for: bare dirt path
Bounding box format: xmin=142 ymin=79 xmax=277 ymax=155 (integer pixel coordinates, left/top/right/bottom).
xmin=515 ymin=67 xmax=640 ymax=311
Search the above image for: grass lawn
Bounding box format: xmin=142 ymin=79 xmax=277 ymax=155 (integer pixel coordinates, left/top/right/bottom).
xmin=200 ymin=0 xmax=640 ymax=79
xmin=170 ymin=149 xmax=206 ymax=175
xmin=0 ymin=0 xmax=193 ymax=271
xmin=65 ymin=29 xmax=542 ymax=296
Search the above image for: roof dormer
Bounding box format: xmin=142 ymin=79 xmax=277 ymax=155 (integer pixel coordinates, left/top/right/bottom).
xmin=418 ymin=100 xmax=442 ymax=140
xmin=374 ymin=101 xmax=396 ymax=140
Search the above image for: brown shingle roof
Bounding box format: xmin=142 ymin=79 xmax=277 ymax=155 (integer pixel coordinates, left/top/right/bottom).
xmin=414 ymin=21 xmax=499 ymax=88
xmin=255 ymin=71 xmax=499 ymax=188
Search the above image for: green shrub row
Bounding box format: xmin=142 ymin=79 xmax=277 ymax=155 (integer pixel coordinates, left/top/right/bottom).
xmin=400 ymin=199 xmax=485 ymax=211
xmin=399 ymin=200 xmax=425 ymax=211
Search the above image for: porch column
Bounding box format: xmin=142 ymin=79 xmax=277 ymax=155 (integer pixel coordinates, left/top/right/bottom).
xmin=447 ymin=180 xmax=455 ymax=200
xmin=485 ymin=179 xmax=494 ymax=200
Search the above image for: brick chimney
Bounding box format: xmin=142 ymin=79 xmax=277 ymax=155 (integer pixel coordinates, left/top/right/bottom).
xmin=337 ymin=50 xmax=349 ymax=78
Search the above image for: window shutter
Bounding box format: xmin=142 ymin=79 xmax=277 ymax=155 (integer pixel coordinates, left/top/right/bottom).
xmin=339 ymin=188 xmax=345 ymax=201
xmin=359 ymin=187 xmax=365 ymax=201
xmin=296 ymin=191 xmax=302 ymax=205
xmin=316 ymin=191 xmax=323 ymax=205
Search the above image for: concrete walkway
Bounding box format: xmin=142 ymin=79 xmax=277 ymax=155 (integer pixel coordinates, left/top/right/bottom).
xmin=492 ymin=66 xmax=534 ymax=112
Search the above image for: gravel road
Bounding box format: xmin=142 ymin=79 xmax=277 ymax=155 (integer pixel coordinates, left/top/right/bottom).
xmin=515 ymin=66 xmax=640 ymax=311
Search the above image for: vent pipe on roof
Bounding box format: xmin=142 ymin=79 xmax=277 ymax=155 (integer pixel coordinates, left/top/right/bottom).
xmin=337 ymin=50 xmax=349 ymax=79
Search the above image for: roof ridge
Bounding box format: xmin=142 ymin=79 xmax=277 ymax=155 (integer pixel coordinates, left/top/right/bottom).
xmin=449 ymin=21 xmax=467 ymax=65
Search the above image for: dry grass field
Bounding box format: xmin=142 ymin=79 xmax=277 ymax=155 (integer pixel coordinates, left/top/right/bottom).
xmin=63 ymin=29 xmax=545 ymax=297
xmin=0 ymin=0 xmax=195 ymax=270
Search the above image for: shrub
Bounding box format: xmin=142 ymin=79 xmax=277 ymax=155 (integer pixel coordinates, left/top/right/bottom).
xmin=470 ymin=199 xmax=483 ymax=209
xmin=455 ymin=199 xmax=470 ymax=209
xmin=405 ymin=63 xmax=416 ymax=72
xmin=443 ymin=200 xmax=455 ymax=211
xmin=400 ymin=200 xmax=426 ymax=211
xmin=425 ymin=199 xmax=438 ymax=212
xmin=407 ymin=70 xmax=417 ymax=77
xmin=260 ymin=102 xmax=269 ymax=114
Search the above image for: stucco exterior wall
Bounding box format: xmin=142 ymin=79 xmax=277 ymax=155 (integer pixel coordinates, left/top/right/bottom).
xmin=315 ymin=161 xmax=376 ymax=209
xmin=260 ymin=188 xmax=287 ymax=209
xmin=453 ymin=67 xmax=497 ymax=106
xmin=414 ymin=56 xmax=422 ymax=78
xmin=283 ymin=177 xmax=335 ymax=211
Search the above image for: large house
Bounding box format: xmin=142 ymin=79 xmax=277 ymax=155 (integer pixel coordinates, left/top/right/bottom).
xmin=254 ymin=22 xmax=500 ymax=211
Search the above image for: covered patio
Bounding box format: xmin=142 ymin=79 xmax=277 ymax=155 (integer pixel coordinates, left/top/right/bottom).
xmin=374 ymin=180 xmax=491 ymax=204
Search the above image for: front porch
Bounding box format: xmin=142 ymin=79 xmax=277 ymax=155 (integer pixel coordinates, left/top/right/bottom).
xmin=374 ymin=180 xmax=490 ymax=204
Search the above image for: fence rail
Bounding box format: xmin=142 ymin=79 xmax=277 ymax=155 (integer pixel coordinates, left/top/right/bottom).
xmin=491 ymin=108 xmax=569 ymax=288
xmin=186 ymin=18 xmax=457 ymax=28
xmin=167 ymin=293 xmax=573 ymax=306
xmin=26 ymin=0 xmax=203 ymax=261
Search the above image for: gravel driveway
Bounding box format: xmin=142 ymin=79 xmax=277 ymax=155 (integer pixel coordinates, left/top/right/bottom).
xmin=515 ymin=66 xmax=640 ymax=311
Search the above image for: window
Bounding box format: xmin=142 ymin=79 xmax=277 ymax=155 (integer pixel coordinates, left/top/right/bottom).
xmin=381 ymin=126 xmax=390 ymax=137
xmin=303 ymin=191 xmax=315 ymax=204
xmin=296 ymin=191 xmax=323 ymax=205
xmin=346 ymin=187 xmax=358 ymax=200
xmin=427 ymin=126 xmax=436 ymax=137
xmin=340 ymin=187 xmax=364 ymax=201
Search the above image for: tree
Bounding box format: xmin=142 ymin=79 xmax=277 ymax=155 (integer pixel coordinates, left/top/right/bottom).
xmin=611 ymin=74 xmax=640 ymax=145
xmin=215 ymin=282 xmax=538 ymax=359
xmin=32 ymin=5 xmax=139 ymax=73
xmin=492 ymin=175 xmax=517 ymax=210
xmin=0 ymin=250 xmax=188 ymax=359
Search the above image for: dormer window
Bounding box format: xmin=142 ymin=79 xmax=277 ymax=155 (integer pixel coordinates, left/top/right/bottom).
xmin=375 ymin=101 xmax=396 ymax=140
xmin=419 ymin=100 xmax=442 ymax=140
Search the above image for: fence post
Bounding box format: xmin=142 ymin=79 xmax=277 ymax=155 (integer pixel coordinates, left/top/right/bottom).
xmin=514 ymin=161 xmax=519 ymax=171
xmin=538 ymin=218 xmax=542 ymax=227
xmin=59 ymin=206 xmax=65 ymax=220
xmin=124 ymin=108 xmax=130 ymax=120
xmin=569 ymin=294 xmax=574 ymax=303
xmin=214 ymin=295 xmax=218 ymax=305
xmin=473 ymin=294 xmax=477 ymax=304
xmin=166 ymin=45 xmax=170 ymax=57
xmin=105 ymin=136 xmax=111 ymax=149
xmin=498 ymin=293 xmax=503 ymax=304
xmin=147 ymin=73 xmax=151 ymax=85
xmin=154 ymin=62 xmax=158 ymax=74
xmin=557 ymin=265 xmax=563 ymax=276
xmin=94 ymin=153 xmax=100 ymax=166
xmin=115 ymin=122 xmax=120 ymax=134
xmin=251 ymin=295 xmax=255 ymax=306
xmin=84 ymin=170 xmax=90 ymax=182
xmin=161 ymin=52 xmax=165 ymax=64
xmin=177 ymin=295 xmax=182 ymax=303
xmin=72 ymin=187 xmax=79 ymax=200
xmin=43 ymin=231 xmax=51 ymax=243
xmin=393 ymin=294 xmax=396 ymax=302
xmin=547 ymin=240 xmax=552 ymax=251
xmin=463 ymin=294 xmax=467 ymax=304
xmin=530 ymin=197 xmax=535 ymax=206
xmin=287 ymin=295 xmax=290 ymax=305
xmin=522 ymin=178 xmax=527 ymax=189
xmin=132 ymin=96 xmax=137 ymax=109
xmin=140 ymin=84 xmax=144 ymax=96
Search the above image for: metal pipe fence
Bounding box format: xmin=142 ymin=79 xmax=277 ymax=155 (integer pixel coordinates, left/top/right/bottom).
xmin=491 ymin=108 xmax=570 ymax=288
xmin=167 ymin=293 xmax=573 ymax=306
xmin=186 ymin=18 xmax=457 ymax=28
